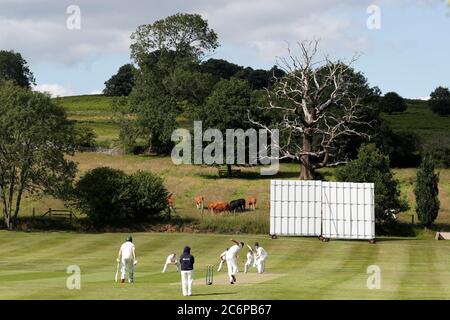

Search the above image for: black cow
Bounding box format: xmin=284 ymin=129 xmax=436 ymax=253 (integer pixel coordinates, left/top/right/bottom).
xmin=229 ymin=198 xmax=246 ymax=213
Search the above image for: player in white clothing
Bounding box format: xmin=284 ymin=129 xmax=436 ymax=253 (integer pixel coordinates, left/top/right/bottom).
xmin=162 ymin=253 xmax=180 ymax=273
xmin=226 ymin=239 xmax=244 ymax=284
xmin=117 ymin=235 xmax=137 ymax=283
xmin=254 ymin=242 xmax=268 ymax=274
xmin=217 ymin=248 xmax=228 ymax=272
xmin=244 ymin=244 xmax=255 ymax=273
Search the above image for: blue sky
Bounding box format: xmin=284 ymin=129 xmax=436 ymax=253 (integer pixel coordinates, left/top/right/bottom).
xmin=1 ymin=0 xmax=449 ymax=98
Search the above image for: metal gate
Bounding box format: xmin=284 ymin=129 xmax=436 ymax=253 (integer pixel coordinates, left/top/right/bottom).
xmin=270 ymin=180 xmax=375 ymax=240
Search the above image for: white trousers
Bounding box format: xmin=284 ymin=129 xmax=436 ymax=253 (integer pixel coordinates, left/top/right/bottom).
xmin=256 ymin=256 xmax=266 ymax=273
xmin=244 ymin=258 xmax=254 ymax=273
xmin=163 ymin=261 xmax=180 ymax=273
xmin=181 ymin=270 xmax=194 ymax=296
xmin=217 ymin=259 xmax=225 ymax=272
xmin=121 ymin=258 xmax=134 ymax=282
xmin=226 ymin=256 xmax=238 ymax=282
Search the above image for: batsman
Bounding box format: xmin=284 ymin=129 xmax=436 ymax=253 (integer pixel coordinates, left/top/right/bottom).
xmin=116 ymin=235 xmax=137 ymax=283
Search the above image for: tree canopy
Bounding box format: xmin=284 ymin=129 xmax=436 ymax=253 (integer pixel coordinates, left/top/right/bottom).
xmin=380 ymin=92 xmax=407 ymax=114
xmin=429 ymin=86 xmax=450 ymax=116
xmin=337 ymin=144 xmax=407 ymax=223
xmin=414 ymin=155 xmax=440 ymax=227
xmin=0 ymin=82 xmax=77 ymax=229
xmin=103 ymin=64 xmax=136 ymax=96
xmin=130 ymin=13 xmax=219 ymax=65
xmin=0 ymin=50 xmax=35 ymax=88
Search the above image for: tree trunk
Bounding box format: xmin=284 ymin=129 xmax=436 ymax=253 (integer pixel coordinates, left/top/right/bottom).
xmin=300 ymin=131 xmax=314 ymax=180
xmin=4 ymin=212 xmax=12 ymax=230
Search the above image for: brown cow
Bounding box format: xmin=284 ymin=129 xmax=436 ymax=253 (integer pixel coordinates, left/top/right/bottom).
xmin=194 ymin=196 xmax=204 ymax=210
xmin=166 ymin=193 xmax=174 ymax=207
xmin=247 ymin=197 xmax=257 ymax=210
xmin=208 ymin=201 xmax=229 ymax=214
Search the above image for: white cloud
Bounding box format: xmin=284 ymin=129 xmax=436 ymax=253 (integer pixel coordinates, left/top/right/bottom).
xmin=89 ymin=89 xmax=102 ymax=95
xmin=0 ymin=0 xmax=376 ymax=66
xmin=33 ymin=83 xmax=73 ymax=97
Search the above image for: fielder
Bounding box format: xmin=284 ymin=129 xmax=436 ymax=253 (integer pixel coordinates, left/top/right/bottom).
xmin=217 ymin=248 xmax=228 ymax=272
xmin=117 ymin=235 xmax=137 ymax=283
xmin=244 ymin=244 xmax=255 ymax=273
xmin=254 ymin=242 xmax=268 ymax=274
xmin=162 ymin=253 xmax=180 ymax=273
xmin=226 ymin=239 xmax=244 ymax=284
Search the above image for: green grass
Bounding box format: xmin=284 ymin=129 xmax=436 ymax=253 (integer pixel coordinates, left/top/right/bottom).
xmin=55 ymin=95 xmax=114 ymax=113
xmin=55 ymin=95 xmax=119 ymax=147
xmin=1 ymin=231 xmax=450 ymax=299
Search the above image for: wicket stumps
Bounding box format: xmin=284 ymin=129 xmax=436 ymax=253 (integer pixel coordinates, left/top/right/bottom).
xmin=206 ymin=264 xmax=213 ymax=285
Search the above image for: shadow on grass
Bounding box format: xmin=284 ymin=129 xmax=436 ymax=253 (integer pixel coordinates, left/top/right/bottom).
xmin=191 ymin=292 xmax=237 ymax=297
xmin=198 ymin=170 xmax=299 ymax=181
xmin=198 ymin=167 xmax=337 ymax=181
xmin=428 ymin=223 xmax=450 ymax=232
xmin=10 ymin=214 xmax=198 ymax=234
xmin=375 ymin=222 xmax=417 ymax=238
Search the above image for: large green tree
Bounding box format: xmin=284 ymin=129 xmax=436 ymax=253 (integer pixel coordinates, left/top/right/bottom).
xmin=0 ymin=50 xmax=35 ymax=88
xmin=0 ymin=82 xmax=77 ymax=229
xmin=196 ymin=78 xmax=256 ymax=175
xmin=414 ymin=155 xmax=440 ymax=227
xmin=130 ymin=13 xmax=218 ymax=65
xmin=117 ymin=13 xmax=219 ymax=154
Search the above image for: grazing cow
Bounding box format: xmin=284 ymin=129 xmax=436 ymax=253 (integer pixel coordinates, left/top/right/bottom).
xmin=194 ymin=196 xmax=204 ymax=210
xmin=166 ymin=193 xmax=174 ymax=207
xmin=229 ymin=199 xmax=246 ymax=213
xmin=208 ymin=201 xmax=229 ymax=214
xmin=247 ymin=197 xmax=257 ymax=210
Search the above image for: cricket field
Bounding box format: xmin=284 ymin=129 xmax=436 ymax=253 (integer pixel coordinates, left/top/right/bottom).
xmin=1 ymin=231 xmax=450 ymax=300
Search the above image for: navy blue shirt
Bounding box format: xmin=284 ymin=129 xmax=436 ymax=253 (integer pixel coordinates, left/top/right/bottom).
xmin=180 ymin=246 xmax=195 ymax=271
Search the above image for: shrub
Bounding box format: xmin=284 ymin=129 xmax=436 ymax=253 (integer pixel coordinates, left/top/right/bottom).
xmin=336 ymin=144 xmax=408 ymax=223
xmin=74 ymin=126 xmax=97 ymax=149
xmin=73 ymin=167 xmax=169 ymax=226
xmin=73 ymin=167 xmax=129 ymax=225
xmin=121 ymin=171 xmax=169 ymax=221
xmin=414 ymin=155 xmax=440 ymax=227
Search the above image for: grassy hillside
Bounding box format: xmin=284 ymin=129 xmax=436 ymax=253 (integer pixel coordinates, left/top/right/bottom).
xmin=1 ymin=231 xmax=450 ymax=299
xmin=55 ymin=95 xmax=119 ymax=147
xmin=55 ymin=95 xmax=450 ymax=149
xmin=382 ymin=99 xmax=450 ymax=144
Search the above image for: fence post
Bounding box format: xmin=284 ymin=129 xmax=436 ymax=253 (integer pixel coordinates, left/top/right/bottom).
xmin=49 ymin=208 xmax=52 ymax=217
xmin=32 ymin=208 xmax=35 ymax=217
xmin=412 ymin=215 xmax=414 ymax=225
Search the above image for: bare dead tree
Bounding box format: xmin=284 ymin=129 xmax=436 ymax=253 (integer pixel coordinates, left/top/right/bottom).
xmin=250 ymin=40 xmax=372 ymax=180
